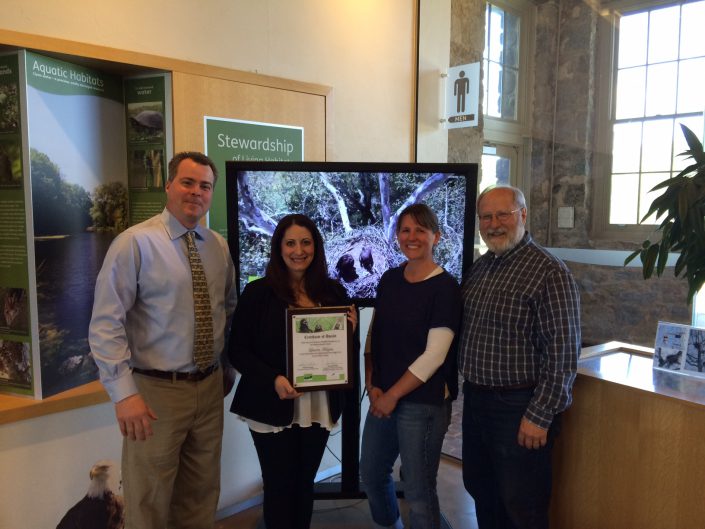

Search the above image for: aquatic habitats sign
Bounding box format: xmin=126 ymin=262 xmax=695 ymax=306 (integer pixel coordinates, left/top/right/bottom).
xmin=205 ymin=116 xmax=303 ymax=238
xmin=0 ymin=51 xmax=33 ymax=397
xmin=25 ymin=52 xmax=123 ymax=102
xmin=26 ymin=51 xmax=126 ymax=398
xmin=125 ymin=74 xmax=170 ymax=225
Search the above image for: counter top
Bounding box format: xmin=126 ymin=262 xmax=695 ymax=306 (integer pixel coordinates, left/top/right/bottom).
xmin=0 ymin=380 xmax=109 ymax=425
xmin=578 ymin=341 xmax=705 ymax=408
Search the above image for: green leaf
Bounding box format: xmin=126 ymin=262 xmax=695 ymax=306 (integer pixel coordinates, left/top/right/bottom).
xmin=624 ymin=250 xmax=640 ymax=266
xmin=675 ymin=252 xmax=687 ymax=277
xmin=628 ymin=123 xmax=705 ymax=306
xmin=681 ymin=124 xmax=705 ymax=163
xmin=642 ymin=244 xmax=660 ymax=279
xmin=678 ymin=187 xmax=690 ymax=223
xmin=656 ymin=239 xmax=670 ymax=277
xmin=650 ymin=175 xmax=684 ymax=192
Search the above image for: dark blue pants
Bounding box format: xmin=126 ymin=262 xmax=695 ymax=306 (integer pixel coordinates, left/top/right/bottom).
xmin=461 ymin=382 xmax=561 ymax=529
xmin=250 ymin=424 xmax=330 ymax=529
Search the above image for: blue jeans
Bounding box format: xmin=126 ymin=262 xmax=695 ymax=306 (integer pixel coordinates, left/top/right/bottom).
xmin=360 ymin=399 xmax=451 ymax=529
xmin=462 ymin=382 xmax=561 ymax=529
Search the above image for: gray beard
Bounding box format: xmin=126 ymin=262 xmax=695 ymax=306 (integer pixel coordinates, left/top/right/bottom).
xmin=484 ymin=226 xmax=525 ymax=255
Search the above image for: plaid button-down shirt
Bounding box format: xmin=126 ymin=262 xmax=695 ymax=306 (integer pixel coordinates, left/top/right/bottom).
xmin=458 ymin=232 xmax=581 ymax=429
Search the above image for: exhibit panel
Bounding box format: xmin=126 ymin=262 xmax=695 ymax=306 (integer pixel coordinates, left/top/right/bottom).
xmin=0 ymin=30 xmax=332 ymax=406
xmin=551 ymin=343 xmax=705 ymax=529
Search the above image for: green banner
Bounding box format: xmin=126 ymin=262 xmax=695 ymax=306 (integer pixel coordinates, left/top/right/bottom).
xmin=25 ymin=51 xmax=123 ymax=103
xmin=128 ymin=189 xmax=168 ymax=226
xmin=0 ymin=52 xmax=33 ymax=396
xmin=124 ymin=75 xmax=169 ymax=224
xmin=205 ymin=117 xmax=304 ymax=238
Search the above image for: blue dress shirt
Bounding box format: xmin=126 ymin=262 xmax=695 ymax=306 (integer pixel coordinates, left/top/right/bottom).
xmin=89 ymin=209 xmax=237 ymax=403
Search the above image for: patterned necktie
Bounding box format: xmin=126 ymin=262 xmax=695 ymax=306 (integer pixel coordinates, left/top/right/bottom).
xmin=185 ymin=231 xmax=214 ymax=371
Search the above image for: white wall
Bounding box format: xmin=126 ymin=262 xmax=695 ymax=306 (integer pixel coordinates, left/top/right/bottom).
xmin=0 ymin=2 xmax=415 ymax=527
xmin=416 ymin=0 xmax=451 ymax=162
xmin=1 ymin=0 xmax=416 ymax=163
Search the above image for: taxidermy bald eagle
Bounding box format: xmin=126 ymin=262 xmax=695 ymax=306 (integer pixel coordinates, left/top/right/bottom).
xmin=56 ymin=460 xmax=124 ymax=529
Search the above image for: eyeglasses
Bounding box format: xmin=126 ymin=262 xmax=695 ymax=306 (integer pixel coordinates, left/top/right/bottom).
xmin=478 ymin=208 xmax=522 ymax=224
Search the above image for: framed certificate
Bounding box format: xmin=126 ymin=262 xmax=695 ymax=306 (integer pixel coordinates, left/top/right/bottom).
xmin=286 ymin=306 xmax=353 ymax=391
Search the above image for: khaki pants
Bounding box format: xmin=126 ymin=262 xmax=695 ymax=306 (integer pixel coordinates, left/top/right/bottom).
xmin=122 ymin=368 xmax=223 ymax=529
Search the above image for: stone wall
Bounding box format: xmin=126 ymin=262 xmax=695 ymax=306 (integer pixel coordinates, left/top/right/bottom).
xmin=448 ymin=0 xmax=485 ymax=164
xmin=567 ymin=262 xmax=691 ymax=346
xmin=448 ymin=0 xmax=695 ymax=345
xmin=529 ymin=0 xmax=597 ymax=248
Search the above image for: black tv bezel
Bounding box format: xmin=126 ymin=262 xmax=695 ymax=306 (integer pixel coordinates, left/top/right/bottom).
xmin=225 ymin=161 xmax=478 ymax=307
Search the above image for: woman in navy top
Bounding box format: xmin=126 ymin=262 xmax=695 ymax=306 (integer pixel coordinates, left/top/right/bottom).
xmin=360 ymin=203 xmax=461 ymax=529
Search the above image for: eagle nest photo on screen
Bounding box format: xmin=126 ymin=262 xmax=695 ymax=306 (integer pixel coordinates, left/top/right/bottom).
xmin=234 ymin=169 xmax=468 ymax=301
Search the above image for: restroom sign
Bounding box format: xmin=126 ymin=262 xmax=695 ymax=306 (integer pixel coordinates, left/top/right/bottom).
xmin=445 ymin=63 xmax=480 ymax=129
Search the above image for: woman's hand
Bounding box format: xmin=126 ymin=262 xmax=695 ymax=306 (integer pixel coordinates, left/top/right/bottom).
xmin=274 ymin=375 xmax=302 ymax=400
xmin=370 ymin=390 xmax=399 ymax=418
xmin=347 ymin=304 xmax=358 ymax=332
xmin=367 ymin=385 xmax=383 ymax=404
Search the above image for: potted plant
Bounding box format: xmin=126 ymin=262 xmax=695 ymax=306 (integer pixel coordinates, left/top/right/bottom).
xmin=625 ymin=124 xmax=705 ymax=303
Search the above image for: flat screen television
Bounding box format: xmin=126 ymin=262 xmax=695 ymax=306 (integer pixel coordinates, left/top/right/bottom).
xmin=225 ymin=161 xmax=478 ymax=307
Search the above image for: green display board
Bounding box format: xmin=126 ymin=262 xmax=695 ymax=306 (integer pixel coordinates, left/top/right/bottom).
xmin=204 ymin=116 xmax=303 ymax=238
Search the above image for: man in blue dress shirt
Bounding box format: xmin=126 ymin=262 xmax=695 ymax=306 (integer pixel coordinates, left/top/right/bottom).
xmin=89 ymin=152 xmax=237 ymax=529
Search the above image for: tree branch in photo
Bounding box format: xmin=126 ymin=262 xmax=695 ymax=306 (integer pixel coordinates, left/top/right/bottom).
xmin=237 ymin=172 xmax=278 ymax=236
xmin=317 ymin=172 xmax=352 ymax=233
xmin=383 ymin=173 xmax=456 ymax=244
xmin=378 ymin=173 xmax=392 ymax=242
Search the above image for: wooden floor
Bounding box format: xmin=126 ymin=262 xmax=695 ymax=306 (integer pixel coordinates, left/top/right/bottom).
xmin=214 ymin=456 xmax=478 ymax=529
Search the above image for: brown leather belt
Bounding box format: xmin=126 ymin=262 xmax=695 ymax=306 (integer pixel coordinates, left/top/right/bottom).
xmin=465 ymin=381 xmax=536 ymax=391
xmin=133 ymin=363 xmax=219 ymax=382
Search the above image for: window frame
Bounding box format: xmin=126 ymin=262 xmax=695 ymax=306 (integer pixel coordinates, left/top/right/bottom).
xmin=482 ymin=0 xmax=535 ymax=148
xmin=592 ymin=0 xmax=705 ymax=242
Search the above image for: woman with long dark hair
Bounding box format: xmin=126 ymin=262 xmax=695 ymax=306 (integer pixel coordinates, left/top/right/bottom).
xmin=228 ymin=213 xmax=357 ymax=529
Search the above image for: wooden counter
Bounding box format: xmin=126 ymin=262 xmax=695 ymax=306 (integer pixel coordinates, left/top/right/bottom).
xmin=0 ymin=380 xmax=109 ymax=425
xmin=551 ymin=342 xmax=705 ymax=529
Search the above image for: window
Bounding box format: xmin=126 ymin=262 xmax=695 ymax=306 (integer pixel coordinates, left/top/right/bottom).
xmin=484 ymin=3 xmax=520 ymax=120
xmin=482 ymin=0 xmax=533 ymax=142
xmin=606 ymin=1 xmax=705 ymax=229
xmin=481 ymin=144 xmax=516 ymax=190
xmin=481 ymin=0 xmax=534 ymax=187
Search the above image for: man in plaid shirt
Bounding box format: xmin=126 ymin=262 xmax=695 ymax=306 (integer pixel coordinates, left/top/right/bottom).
xmin=459 ymin=185 xmax=581 ymax=529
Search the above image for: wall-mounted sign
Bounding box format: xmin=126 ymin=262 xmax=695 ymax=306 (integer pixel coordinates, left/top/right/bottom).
xmin=204 ymin=116 xmax=304 ymax=238
xmin=445 ymin=63 xmax=480 ymax=129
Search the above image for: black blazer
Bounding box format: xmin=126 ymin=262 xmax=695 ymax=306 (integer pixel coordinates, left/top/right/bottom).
xmin=228 ymin=277 xmax=355 ymax=426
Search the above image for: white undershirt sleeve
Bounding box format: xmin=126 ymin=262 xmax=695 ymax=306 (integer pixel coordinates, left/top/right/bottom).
xmin=408 ymin=327 xmax=455 ymax=382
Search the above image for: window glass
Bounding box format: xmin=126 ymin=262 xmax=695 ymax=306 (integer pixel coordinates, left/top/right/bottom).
xmin=677 ymin=58 xmax=705 ymax=113
xmin=648 ymin=6 xmax=680 ymax=63
xmin=680 ymin=2 xmax=705 ymax=58
xmin=610 ymin=173 xmax=639 ymax=224
xmin=615 ymin=67 xmax=646 ymax=120
xmin=645 ymin=62 xmax=677 ymax=116
xmin=481 ymin=146 xmax=512 ymax=190
xmin=612 ymin=122 xmax=643 ymax=174
xmin=484 ymin=2 xmax=520 ymax=120
xmin=609 ymin=1 xmax=705 ymax=227
xmin=641 ymin=118 xmax=674 ymax=173
xmin=618 ymin=12 xmax=648 ymax=68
